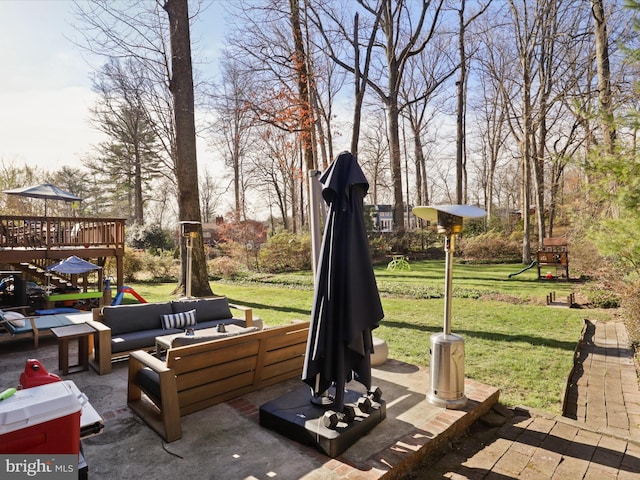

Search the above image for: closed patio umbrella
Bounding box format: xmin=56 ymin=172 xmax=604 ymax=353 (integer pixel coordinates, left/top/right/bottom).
xmin=302 ymin=151 xmax=384 ymax=412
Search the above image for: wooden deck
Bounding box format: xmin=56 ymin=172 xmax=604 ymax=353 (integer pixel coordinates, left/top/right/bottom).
xmin=0 ymin=215 xmax=125 ymax=287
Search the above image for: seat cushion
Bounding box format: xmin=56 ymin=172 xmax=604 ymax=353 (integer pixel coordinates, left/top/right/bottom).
xmin=171 ymin=297 xmax=232 ymax=323
xmin=193 ymin=319 xmax=245 ymax=331
xmin=102 ymin=302 xmax=173 ymax=335
xmin=136 ymin=367 xmax=161 ymax=405
xmin=111 ymin=327 xmax=180 ymax=353
xmin=171 ymin=326 xmax=258 ymax=347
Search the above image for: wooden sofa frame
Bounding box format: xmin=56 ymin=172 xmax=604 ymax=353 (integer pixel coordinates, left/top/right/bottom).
xmin=127 ymin=321 xmax=310 ymax=442
xmin=87 ymin=303 xmax=254 ymax=375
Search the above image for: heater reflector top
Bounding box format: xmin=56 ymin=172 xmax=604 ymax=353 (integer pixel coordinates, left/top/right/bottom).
xmin=413 ymin=205 xmax=487 ymax=222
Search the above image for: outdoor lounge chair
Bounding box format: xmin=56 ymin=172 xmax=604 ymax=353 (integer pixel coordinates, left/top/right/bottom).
xmin=0 ymin=309 xmax=89 ymax=348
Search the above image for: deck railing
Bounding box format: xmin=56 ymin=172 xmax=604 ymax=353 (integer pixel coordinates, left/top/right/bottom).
xmin=0 ymin=216 xmax=126 ymax=251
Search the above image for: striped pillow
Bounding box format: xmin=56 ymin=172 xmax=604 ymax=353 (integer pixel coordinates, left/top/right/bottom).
xmin=161 ymin=309 xmax=196 ymax=330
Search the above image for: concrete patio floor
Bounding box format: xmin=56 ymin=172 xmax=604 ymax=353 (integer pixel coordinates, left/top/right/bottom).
xmin=0 ymin=336 xmax=498 ymax=480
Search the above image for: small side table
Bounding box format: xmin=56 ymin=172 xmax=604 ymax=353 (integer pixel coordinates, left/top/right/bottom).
xmin=51 ymin=323 xmax=96 ymax=375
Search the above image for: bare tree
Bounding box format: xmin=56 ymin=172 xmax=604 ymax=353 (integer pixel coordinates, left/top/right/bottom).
xmin=471 ymin=49 xmax=509 ymax=219
xmin=399 ymin=29 xmax=458 ymax=211
xmin=311 ymin=0 xmax=447 ymax=233
xmin=72 ymin=1 xmax=178 ymax=181
xmin=359 ymin=111 xmax=392 ymax=206
xmin=225 ymin=1 xmax=316 ymax=231
xmin=209 ymin=56 xmax=257 ymax=222
xmin=248 ymin=125 xmax=301 ymax=231
xmin=360 ymin=0 xmax=446 ymax=234
xmin=454 ymin=0 xmax=492 ymax=204
xmin=307 ymin=2 xmax=382 ymax=158
xmin=199 ymin=167 xmax=227 ymax=224
xmin=505 ymin=0 xmax=537 ymax=263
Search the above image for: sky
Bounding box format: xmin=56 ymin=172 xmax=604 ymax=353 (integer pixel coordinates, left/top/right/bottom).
xmin=0 ymin=0 xmax=228 ymax=174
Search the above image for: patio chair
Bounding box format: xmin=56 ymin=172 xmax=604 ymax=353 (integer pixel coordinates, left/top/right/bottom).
xmin=0 ymin=308 xmax=82 ymax=348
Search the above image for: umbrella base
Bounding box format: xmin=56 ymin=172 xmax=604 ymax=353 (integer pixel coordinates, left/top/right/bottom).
xmin=259 ymin=383 xmax=386 ymax=458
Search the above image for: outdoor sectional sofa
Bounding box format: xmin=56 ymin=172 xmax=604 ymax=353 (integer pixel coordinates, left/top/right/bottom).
xmin=87 ymin=297 xmax=257 ymax=375
xmin=127 ymin=320 xmax=310 ymax=442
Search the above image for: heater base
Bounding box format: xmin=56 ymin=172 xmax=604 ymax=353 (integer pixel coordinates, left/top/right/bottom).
xmin=429 ymin=332 xmax=467 ymax=409
xmin=427 ymin=393 xmax=467 ymax=409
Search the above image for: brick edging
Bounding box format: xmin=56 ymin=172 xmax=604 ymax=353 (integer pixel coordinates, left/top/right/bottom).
xmin=561 ymin=318 xmax=591 ymax=417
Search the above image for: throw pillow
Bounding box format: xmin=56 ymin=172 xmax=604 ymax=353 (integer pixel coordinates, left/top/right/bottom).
xmin=1 ymin=311 xmax=26 ymax=328
xmin=160 ymin=309 xmax=196 ymax=330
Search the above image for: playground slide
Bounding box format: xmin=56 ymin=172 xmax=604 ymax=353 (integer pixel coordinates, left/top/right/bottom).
xmin=111 ymin=286 xmax=148 ymax=305
xmin=508 ymin=260 xmax=537 ymax=278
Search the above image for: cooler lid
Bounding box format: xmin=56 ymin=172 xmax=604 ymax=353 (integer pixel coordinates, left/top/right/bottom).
xmin=64 ymin=381 xmax=104 ymax=438
xmin=0 ymin=381 xmax=81 ymax=435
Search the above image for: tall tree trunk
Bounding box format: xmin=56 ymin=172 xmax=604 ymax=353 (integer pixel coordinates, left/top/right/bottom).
xmin=289 ymin=0 xmax=315 ymax=172
xmin=521 ymin=45 xmax=533 ymax=264
xmin=521 ymin=135 xmax=532 ymax=264
xmin=351 ymin=12 xmax=363 ymax=158
xmin=456 ymin=0 xmax=467 ymax=205
xmin=533 ymin=116 xmax=546 ymax=244
xmin=289 ymin=0 xmax=315 ymax=234
xmin=591 ymin=0 xmax=616 ymax=154
xmin=413 ymin=130 xmax=425 ymax=206
xmin=134 ymin=145 xmax=144 ymax=224
xmin=349 ymin=10 xmax=379 ymax=158
xmin=164 ymin=0 xmax=212 ymax=297
xmin=387 ymin=97 xmax=405 ymax=233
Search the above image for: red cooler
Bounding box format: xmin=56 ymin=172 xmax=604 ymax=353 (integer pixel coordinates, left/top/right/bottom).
xmin=0 ymin=381 xmax=81 ymax=455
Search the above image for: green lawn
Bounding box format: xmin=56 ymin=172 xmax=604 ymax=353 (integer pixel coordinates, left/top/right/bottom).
xmin=125 ymin=260 xmax=612 ymax=414
xmin=249 ymin=260 xmax=575 ymax=300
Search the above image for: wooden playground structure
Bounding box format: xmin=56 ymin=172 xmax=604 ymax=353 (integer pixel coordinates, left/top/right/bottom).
xmin=537 ymin=237 xmax=569 ymax=281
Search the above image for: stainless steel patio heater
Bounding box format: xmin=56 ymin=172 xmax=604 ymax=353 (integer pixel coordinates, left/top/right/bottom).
xmin=179 ymin=221 xmax=201 ymax=298
xmin=413 ymin=205 xmax=486 ymax=409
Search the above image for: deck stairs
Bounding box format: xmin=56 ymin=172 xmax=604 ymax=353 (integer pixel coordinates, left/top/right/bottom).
xmin=6 ymin=260 xmax=73 ymax=291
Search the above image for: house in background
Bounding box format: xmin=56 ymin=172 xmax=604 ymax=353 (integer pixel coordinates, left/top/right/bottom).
xmin=365 ymin=205 xmax=416 ymax=232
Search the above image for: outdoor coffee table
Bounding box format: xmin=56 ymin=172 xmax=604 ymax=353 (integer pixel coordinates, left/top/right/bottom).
xmin=155 ymin=324 xmax=247 ymax=356
xmin=51 ymin=323 xmax=96 ymax=375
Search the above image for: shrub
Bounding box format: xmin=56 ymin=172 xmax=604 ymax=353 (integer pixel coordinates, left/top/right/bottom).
xmin=385 ymin=232 xmax=418 ymax=254
xmin=458 ymin=231 xmax=521 ymax=262
xmin=368 ymin=235 xmax=391 ymax=261
xmin=259 ymin=232 xmax=311 ymax=273
xmin=589 ymin=213 xmax=640 ymax=278
xmin=580 ymin=283 xmax=621 ymax=309
xmin=121 ymin=248 xmax=178 ymax=282
xmin=619 ymin=278 xmax=640 ymax=349
xmin=123 ymin=249 xmax=145 ymax=282
xmin=143 ymin=251 xmax=179 ymax=281
xmin=568 ymin=238 xmax=608 ymax=280
xmin=126 ymin=224 xmax=176 ymax=252
xmin=411 ymin=228 xmax=439 ymax=253
xmin=207 ymin=256 xmax=247 ymax=279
